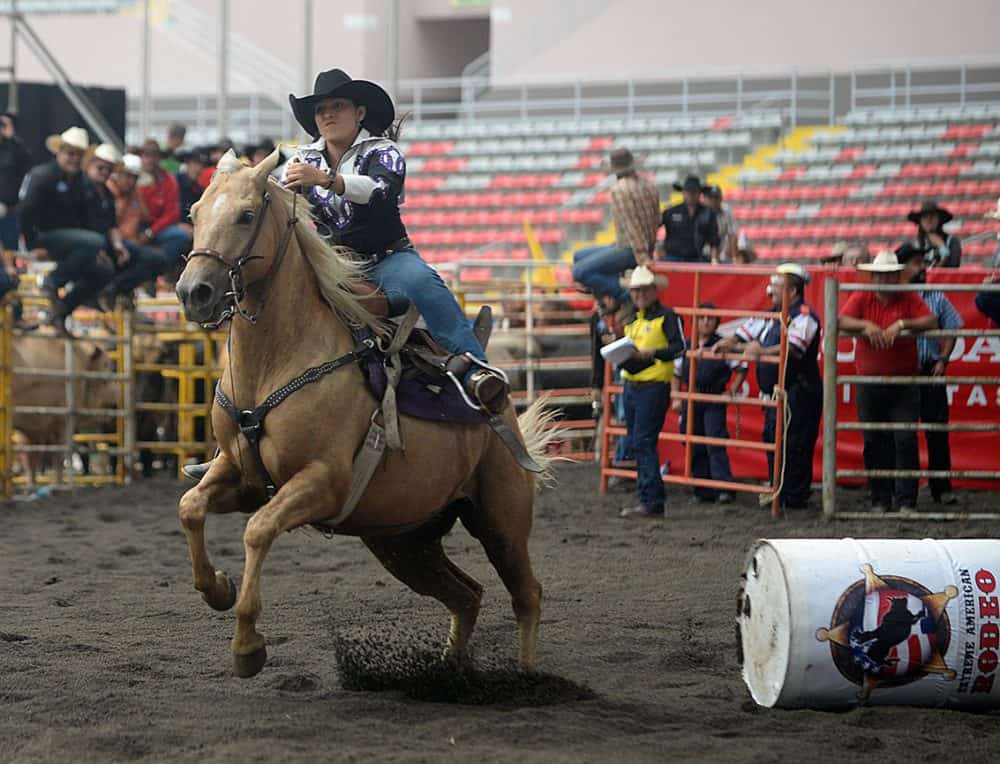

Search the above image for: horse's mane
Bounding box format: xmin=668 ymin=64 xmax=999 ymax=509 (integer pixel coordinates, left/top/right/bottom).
xmin=270 ymin=184 xmax=382 ymax=333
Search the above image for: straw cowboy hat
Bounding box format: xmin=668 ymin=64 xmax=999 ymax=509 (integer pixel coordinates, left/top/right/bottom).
xmin=289 ymin=68 xmax=395 ymax=139
xmin=984 ymin=197 xmax=1000 ymax=220
xmin=857 ymin=250 xmax=905 ymax=272
xmin=672 ymin=174 xmax=705 ymax=193
xmin=45 ymin=126 xmax=89 ymax=154
xmin=907 ymin=200 xmax=953 ymax=225
xmin=603 ymin=147 xmax=640 ymax=175
xmin=83 ymin=142 xmax=122 ymax=167
xmin=627 ymin=265 xmax=668 ymax=289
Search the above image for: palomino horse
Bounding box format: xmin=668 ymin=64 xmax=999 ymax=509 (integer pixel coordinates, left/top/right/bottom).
xmin=175 ymin=151 xmax=553 ymax=678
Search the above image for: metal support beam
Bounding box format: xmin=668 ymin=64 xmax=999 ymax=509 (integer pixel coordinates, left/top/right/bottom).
xmin=217 ymin=0 xmax=228 ymax=138
xmin=140 ymin=0 xmax=150 ymax=139
xmin=821 ymin=276 xmax=838 ymax=520
xmin=7 ymin=0 xmax=16 ymax=113
xmin=386 ymin=0 xmax=399 ymax=100
xmin=302 ymin=0 xmax=313 ymax=96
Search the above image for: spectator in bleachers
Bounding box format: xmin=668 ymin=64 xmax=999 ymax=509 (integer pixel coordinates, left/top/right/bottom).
xmin=571 ymin=147 xmax=659 ymax=309
xmin=716 ymin=264 xmax=822 ymax=510
xmin=108 ymin=154 xmax=152 ymax=246
xmin=837 ymin=250 xmax=938 ymax=512
xmin=897 ymin=242 xmax=961 ymax=506
xmin=909 ymin=200 xmax=960 ymax=268
xmin=159 ymin=123 xmax=187 ymax=175
xmin=671 ymin=303 xmax=747 ymax=504
xmin=176 ymin=148 xmax=208 ymax=225
xmin=661 ymin=175 xmax=719 ymax=263
xmin=137 ymin=138 xmax=192 ymax=269
xmin=18 ymin=127 xmax=112 ymax=329
xmin=83 ymin=146 xmax=167 ymax=309
xmin=0 ymin=112 xmax=33 ymax=253
xmin=703 ymin=185 xmax=737 ymax=263
xmin=616 ymin=266 xmax=684 ymax=519
xmin=822 ymin=242 xmax=871 ymax=269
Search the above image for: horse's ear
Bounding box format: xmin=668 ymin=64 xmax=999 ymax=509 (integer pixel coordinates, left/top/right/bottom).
xmin=252 ymin=149 xmax=282 ymax=189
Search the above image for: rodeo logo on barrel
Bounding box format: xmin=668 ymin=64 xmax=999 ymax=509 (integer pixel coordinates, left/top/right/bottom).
xmin=813 ymin=562 xmax=999 ymax=700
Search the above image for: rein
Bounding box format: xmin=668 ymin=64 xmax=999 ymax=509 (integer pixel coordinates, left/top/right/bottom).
xmin=184 ymin=190 xmax=300 ymax=327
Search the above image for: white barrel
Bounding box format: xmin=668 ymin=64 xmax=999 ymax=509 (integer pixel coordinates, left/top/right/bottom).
xmin=738 ymin=538 xmax=1000 ymax=708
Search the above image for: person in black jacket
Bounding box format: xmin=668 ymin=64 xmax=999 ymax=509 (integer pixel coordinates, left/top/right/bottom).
xmin=671 ymin=304 xmax=747 ymax=504
xmin=0 ymin=112 xmax=32 ymax=252
xmin=82 ymin=144 xmax=167 ymax=308
xmin=661 ymin=175 xmax=719 ymax=263
xmin=18 ymin=127 xmax=111 ymax=328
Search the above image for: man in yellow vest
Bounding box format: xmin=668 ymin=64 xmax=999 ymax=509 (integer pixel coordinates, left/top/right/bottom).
xmin=618 ymin=266 xmax=684 ymax=518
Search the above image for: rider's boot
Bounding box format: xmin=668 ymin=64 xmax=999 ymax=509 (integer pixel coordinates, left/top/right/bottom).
xmin=446 ymin=353 xmax=510 ymax=415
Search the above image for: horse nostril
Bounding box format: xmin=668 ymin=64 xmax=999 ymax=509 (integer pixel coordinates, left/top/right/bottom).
xmin=191 ymin=283 xmax=214 ymax=308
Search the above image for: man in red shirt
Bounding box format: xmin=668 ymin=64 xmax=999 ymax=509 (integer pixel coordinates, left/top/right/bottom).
xmin=137 ymin=138 xmax=192 ymax=272
xmin=839 ymin=250 xmax=938 ymax=512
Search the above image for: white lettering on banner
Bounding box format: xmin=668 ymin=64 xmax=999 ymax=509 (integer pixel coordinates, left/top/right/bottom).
xmin=962 ymin=337 xmax=1000 ymax=363
xmin=837 ymin=338 xmax=856 ymax=363
xmin=842 ymin=383 xmax=852 ymax=404
xmin=947 ymin=384 xmax=960 ymax=406
xmin=951 ymin=338 xmax=965 ymax=360
xmin=968 ymin=386 xmax=988 ymax=407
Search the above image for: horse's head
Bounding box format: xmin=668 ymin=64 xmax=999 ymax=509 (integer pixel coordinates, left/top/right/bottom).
xmin=176 ymin=149 xmax=287 ymax=325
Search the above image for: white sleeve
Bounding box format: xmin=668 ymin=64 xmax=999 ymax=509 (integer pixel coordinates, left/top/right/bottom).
xmin=340 ymin=173 xmax=381 ymax=204
xmin=736 ymin=318 xmax=764 ymax=342
xmin=788 ymin=312 xmax=819 ymax=352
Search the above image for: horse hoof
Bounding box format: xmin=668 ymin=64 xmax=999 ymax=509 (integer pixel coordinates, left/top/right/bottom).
xmin=233 ymin=645 xmax=267 ymax=678
xmin=201 ymin=571 xmax=237 ymax=612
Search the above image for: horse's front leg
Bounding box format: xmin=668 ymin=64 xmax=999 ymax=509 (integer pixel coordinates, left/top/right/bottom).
xmin=178 ymin=453 xmax=245 ymax=611
xmin=231 ymin=463 xmax=339 ymax=678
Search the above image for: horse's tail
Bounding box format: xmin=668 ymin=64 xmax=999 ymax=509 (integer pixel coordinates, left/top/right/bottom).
xmin=516 ymin=399 xmax=560 ymax=487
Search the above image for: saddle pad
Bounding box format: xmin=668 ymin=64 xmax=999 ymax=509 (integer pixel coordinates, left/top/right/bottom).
xmin=362 ymin=354 xmax=486 ymax=425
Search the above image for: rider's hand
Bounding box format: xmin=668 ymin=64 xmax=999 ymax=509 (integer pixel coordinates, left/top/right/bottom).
xmin=283 ymin=162 xmax=331 ymax=191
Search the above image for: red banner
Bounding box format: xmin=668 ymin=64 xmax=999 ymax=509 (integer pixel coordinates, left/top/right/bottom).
xmin=650 ymin=265 xmax=1000 ymax=488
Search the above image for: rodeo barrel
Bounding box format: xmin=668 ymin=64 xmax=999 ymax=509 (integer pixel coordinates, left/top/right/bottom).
xmin=738 ymin=538 xmax=1000 ymax=708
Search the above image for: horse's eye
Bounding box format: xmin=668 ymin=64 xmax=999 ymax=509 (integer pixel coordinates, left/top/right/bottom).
xmin=238 ymin=210 xmax=256 ymax=225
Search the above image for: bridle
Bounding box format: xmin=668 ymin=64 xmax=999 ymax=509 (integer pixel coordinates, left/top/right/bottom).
xmin=184 ymin=189 xmax=299 ymax=327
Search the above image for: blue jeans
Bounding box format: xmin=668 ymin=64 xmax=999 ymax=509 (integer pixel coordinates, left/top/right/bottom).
xmin=369 ymin=248 xmax=486 ymax=361
xmin=110 ymin=242 xmax=169 ymax=294
xmin=572 ymin=244 xmax=635 ymax=304
xmin=36 ymin=228 xmax=114 ymax=313
xmin=0 ymin=213 xmax=18 ymax=251
xmin=623 ymin=381 xmax=670 ymax=512
xmin=680 ymin=402 xmax=734 ymax=500
xmin=150 ymin=224 xmax=192 ymax=267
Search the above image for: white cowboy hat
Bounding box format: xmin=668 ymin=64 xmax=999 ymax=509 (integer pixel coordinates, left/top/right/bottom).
xmin=45 ymin=126 xmax=90 ymax=154
xmin=120 ymin=154 xmax=143 ymax=176
xmin=857 ymin=250 xmax=905 ymax=272
xmin=775 ymin=262 xmax=811 ymax=283
xmin=85 ymin=143 xmax=122 ymax=166
xmin=985 ymin=197 xmax=1000 ymax=221
xmin=627 ymin=265 xmax=668 ymax=289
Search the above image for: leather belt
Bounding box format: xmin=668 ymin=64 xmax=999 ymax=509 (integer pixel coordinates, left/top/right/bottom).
xmin=369 ymin=237 xmax=413 ymax=264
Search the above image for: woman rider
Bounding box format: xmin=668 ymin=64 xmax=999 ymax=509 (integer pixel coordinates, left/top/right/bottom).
xmin=282 ymin=68 xmax=507 ymax=413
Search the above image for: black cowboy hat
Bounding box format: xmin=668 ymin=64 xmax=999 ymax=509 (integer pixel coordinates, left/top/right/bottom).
xmin=907 ymin=200 xmax=953 ymax=225
xmin=289 ymin=68 xmax=395 ymax=139
xmin=673 ymin=174 xmax=704 ymax=193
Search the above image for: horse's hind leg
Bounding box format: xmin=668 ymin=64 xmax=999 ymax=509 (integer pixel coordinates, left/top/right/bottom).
xmin=463 ymin=461 xmax=541 ymax=669
xmin=363 ymin=512 xmax=483 ymax=659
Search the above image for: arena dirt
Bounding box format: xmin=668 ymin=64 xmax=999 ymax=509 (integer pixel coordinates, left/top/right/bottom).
xmin=1 ymin=463 xmax=998 ymax=763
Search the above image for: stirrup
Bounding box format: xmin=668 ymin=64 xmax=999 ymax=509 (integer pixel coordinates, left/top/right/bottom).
xmin=445 ymin=353 xmax=510 ymax=415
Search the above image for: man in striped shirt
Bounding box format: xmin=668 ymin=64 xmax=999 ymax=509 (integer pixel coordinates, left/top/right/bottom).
xmin=572 ymin=147 xmax=660 ymax=308
xmin=899 ymin=243 xmax=963 ymax=505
